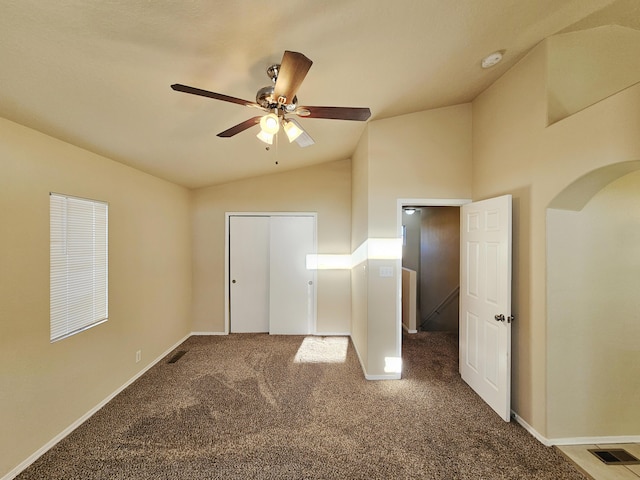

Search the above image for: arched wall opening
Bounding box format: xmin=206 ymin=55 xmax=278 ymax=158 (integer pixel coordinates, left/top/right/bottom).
xmin=546 ymin=161 xmax=640 ymax=441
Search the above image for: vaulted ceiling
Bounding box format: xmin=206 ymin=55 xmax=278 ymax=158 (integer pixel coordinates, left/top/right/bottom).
xmin=0 ymin=0 xmax=633 ymax=188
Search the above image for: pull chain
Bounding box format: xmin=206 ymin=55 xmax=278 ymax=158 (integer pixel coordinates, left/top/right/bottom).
xmin=274 ymin=116 xmax=280 ymax=165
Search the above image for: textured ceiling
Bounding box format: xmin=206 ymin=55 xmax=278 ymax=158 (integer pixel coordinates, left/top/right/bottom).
xmin=0 ymin=0 xmax=629 ymax=188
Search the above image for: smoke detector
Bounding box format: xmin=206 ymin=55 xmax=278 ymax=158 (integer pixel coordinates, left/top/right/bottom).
xmin=481 ymin=50 xmax=505 ymax=69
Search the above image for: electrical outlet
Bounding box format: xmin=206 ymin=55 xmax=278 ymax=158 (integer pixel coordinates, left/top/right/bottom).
xmin=135 ymin=350 xmax=141 ymax=363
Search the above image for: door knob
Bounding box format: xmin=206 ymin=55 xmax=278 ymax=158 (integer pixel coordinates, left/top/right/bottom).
xmin=232 ymin=279 xmax=236 ymax=284
xmin=494 ymin=314 xmax=505 ymax=322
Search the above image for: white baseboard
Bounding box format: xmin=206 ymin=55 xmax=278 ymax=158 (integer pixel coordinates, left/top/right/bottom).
xmin=511 ymin=411 xmax=553 ymax=446
xmin=2 ymin=334 xmax=190 ymax=480
xmin=510 ymin=411 xmax=640 ymax=446
xmin=402 ymin=324 xmax=418 ymax=334
xmin=549 ymin=435 xmax=640 ymax=446
xmin=350 ymin=334 xmax=368 ymax=377
xmin=190 ymin=331 xmax=352 ymax=337
xmin=365 ymin=372 xmax=402 ymax=380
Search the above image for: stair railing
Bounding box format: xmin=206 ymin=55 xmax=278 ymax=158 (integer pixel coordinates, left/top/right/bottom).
xmin=420 ymin=285 xmax=460 ymax=330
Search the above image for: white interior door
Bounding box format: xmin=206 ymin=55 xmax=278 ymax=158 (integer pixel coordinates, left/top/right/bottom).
xmin=459 ymin=195 xmax=512 ymax=421
xmin=229 ymin=216 xmax=270 ymax=333
xmin=269 ymin=216 xmax=316 ymax=335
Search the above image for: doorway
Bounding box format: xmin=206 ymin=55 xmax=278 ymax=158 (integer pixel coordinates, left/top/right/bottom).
xmin=226 ymin=213 xmax=317 ymax=335
xmin=399 ymin=199 xmax=469 ymax=334
xmin=399 ymin=197 xmax=513 ymax=421
xmin=400 ymin=197 xmax=514 ymax=422
xmin=403 ymin=206 xmax=461 ymax=332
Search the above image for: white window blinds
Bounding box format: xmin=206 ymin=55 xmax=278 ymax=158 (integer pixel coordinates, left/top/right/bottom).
xmin=50 ymin=193 xmax=108 ymax=342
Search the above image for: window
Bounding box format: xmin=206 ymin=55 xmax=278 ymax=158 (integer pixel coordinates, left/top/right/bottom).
xmin=50 ymin=193 xmax=108 ymax=342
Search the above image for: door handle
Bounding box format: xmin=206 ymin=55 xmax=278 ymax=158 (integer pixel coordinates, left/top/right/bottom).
xmin=232 ymin=279 xmax=237 ymax=284
xmin=494 ymin=314 xmax=515 ymax=323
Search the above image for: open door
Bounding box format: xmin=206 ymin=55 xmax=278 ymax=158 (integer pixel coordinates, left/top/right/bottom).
xmin=459 ymin=195 xmax=512 ymax=421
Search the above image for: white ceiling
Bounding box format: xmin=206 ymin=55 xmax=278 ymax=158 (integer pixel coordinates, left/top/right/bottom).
xmin=0 ymin=0 xmax=632 ymax=189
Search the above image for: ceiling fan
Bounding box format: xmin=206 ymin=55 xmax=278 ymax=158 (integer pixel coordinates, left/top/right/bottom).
xmin=171 ymin=50 xmax=371 ymax=148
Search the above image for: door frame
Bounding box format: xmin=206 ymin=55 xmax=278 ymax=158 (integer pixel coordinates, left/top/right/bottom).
xmin=224 ymin=212 xmax=318 ymax=335
xmin=396 ymin=199 xmax=471 ymax=365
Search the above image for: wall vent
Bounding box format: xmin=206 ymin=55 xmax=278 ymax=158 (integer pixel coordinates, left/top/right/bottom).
xmin=588 ymin=449 xmax=640 ymax=465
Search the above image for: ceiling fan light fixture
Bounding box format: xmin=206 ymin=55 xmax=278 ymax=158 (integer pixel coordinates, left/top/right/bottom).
xmin=256 ymin=129 xmax=274 ymax=145
xmin=260 ymin=113 xmax=280 ymax=134
xmin=283 ymin=118 xmax=304 ymax=142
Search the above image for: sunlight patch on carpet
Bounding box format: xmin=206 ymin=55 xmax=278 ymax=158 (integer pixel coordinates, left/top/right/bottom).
xmin=294 ymin=336 xmax=348 ymax=363
xmin=384 ymin=356 xmax=403 ymax=373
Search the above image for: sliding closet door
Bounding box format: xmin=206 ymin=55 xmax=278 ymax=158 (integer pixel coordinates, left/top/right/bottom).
xmin=269 ymin=216 xmax=316 ymax=335
xmin=229 ymin=216 xmax=270 ymax=333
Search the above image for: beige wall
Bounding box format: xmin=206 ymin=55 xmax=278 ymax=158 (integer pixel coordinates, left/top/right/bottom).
xmin=353 ymin=105 xmax=473 ymax=376
xmin=350 ymin=131 xmax=370 ymax=367
xmin=401 ymin=209 xmax=421 ymax=274
xmin=548 ymin=25 xmax=640 ymax=125
xmin=351 ymin=129 xmax=369 ymax=251
xmin=472 ymin=29 xmax=640 ymax=438
xmin=0 ymin=118 xmax=192 ymax=477
xmin=401 ymin=210 xmax=421 ymax=328
xmin=368 ymin=105 xmax=473 ymax=237
xmin=191 ymin=159 xmax=352 ymax=335
xmin=547 ymin=170 xmax=640 ymax=438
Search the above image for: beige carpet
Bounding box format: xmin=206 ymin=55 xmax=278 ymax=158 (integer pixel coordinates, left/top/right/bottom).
xmin=17 ymin=332 xmax=586 ymax=479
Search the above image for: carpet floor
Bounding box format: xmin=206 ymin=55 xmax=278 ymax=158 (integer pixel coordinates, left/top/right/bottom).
xmin=17 ymin=332 xmax=586 ymax=479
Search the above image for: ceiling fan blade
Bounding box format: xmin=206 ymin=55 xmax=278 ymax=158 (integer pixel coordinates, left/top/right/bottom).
xmin=273 ymin=51 xmax=313 ymax=105
xmin=171 ymin=84 xmax=261 ymax=108
xmin=217 ymin=116 xmax=262 ymax=137
xmin=295 ymin=106 xmax=371 ymax=121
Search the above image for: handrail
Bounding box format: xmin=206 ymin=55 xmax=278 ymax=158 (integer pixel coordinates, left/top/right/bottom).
xmin=420 ymin=285 xmax=460 ymax=330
